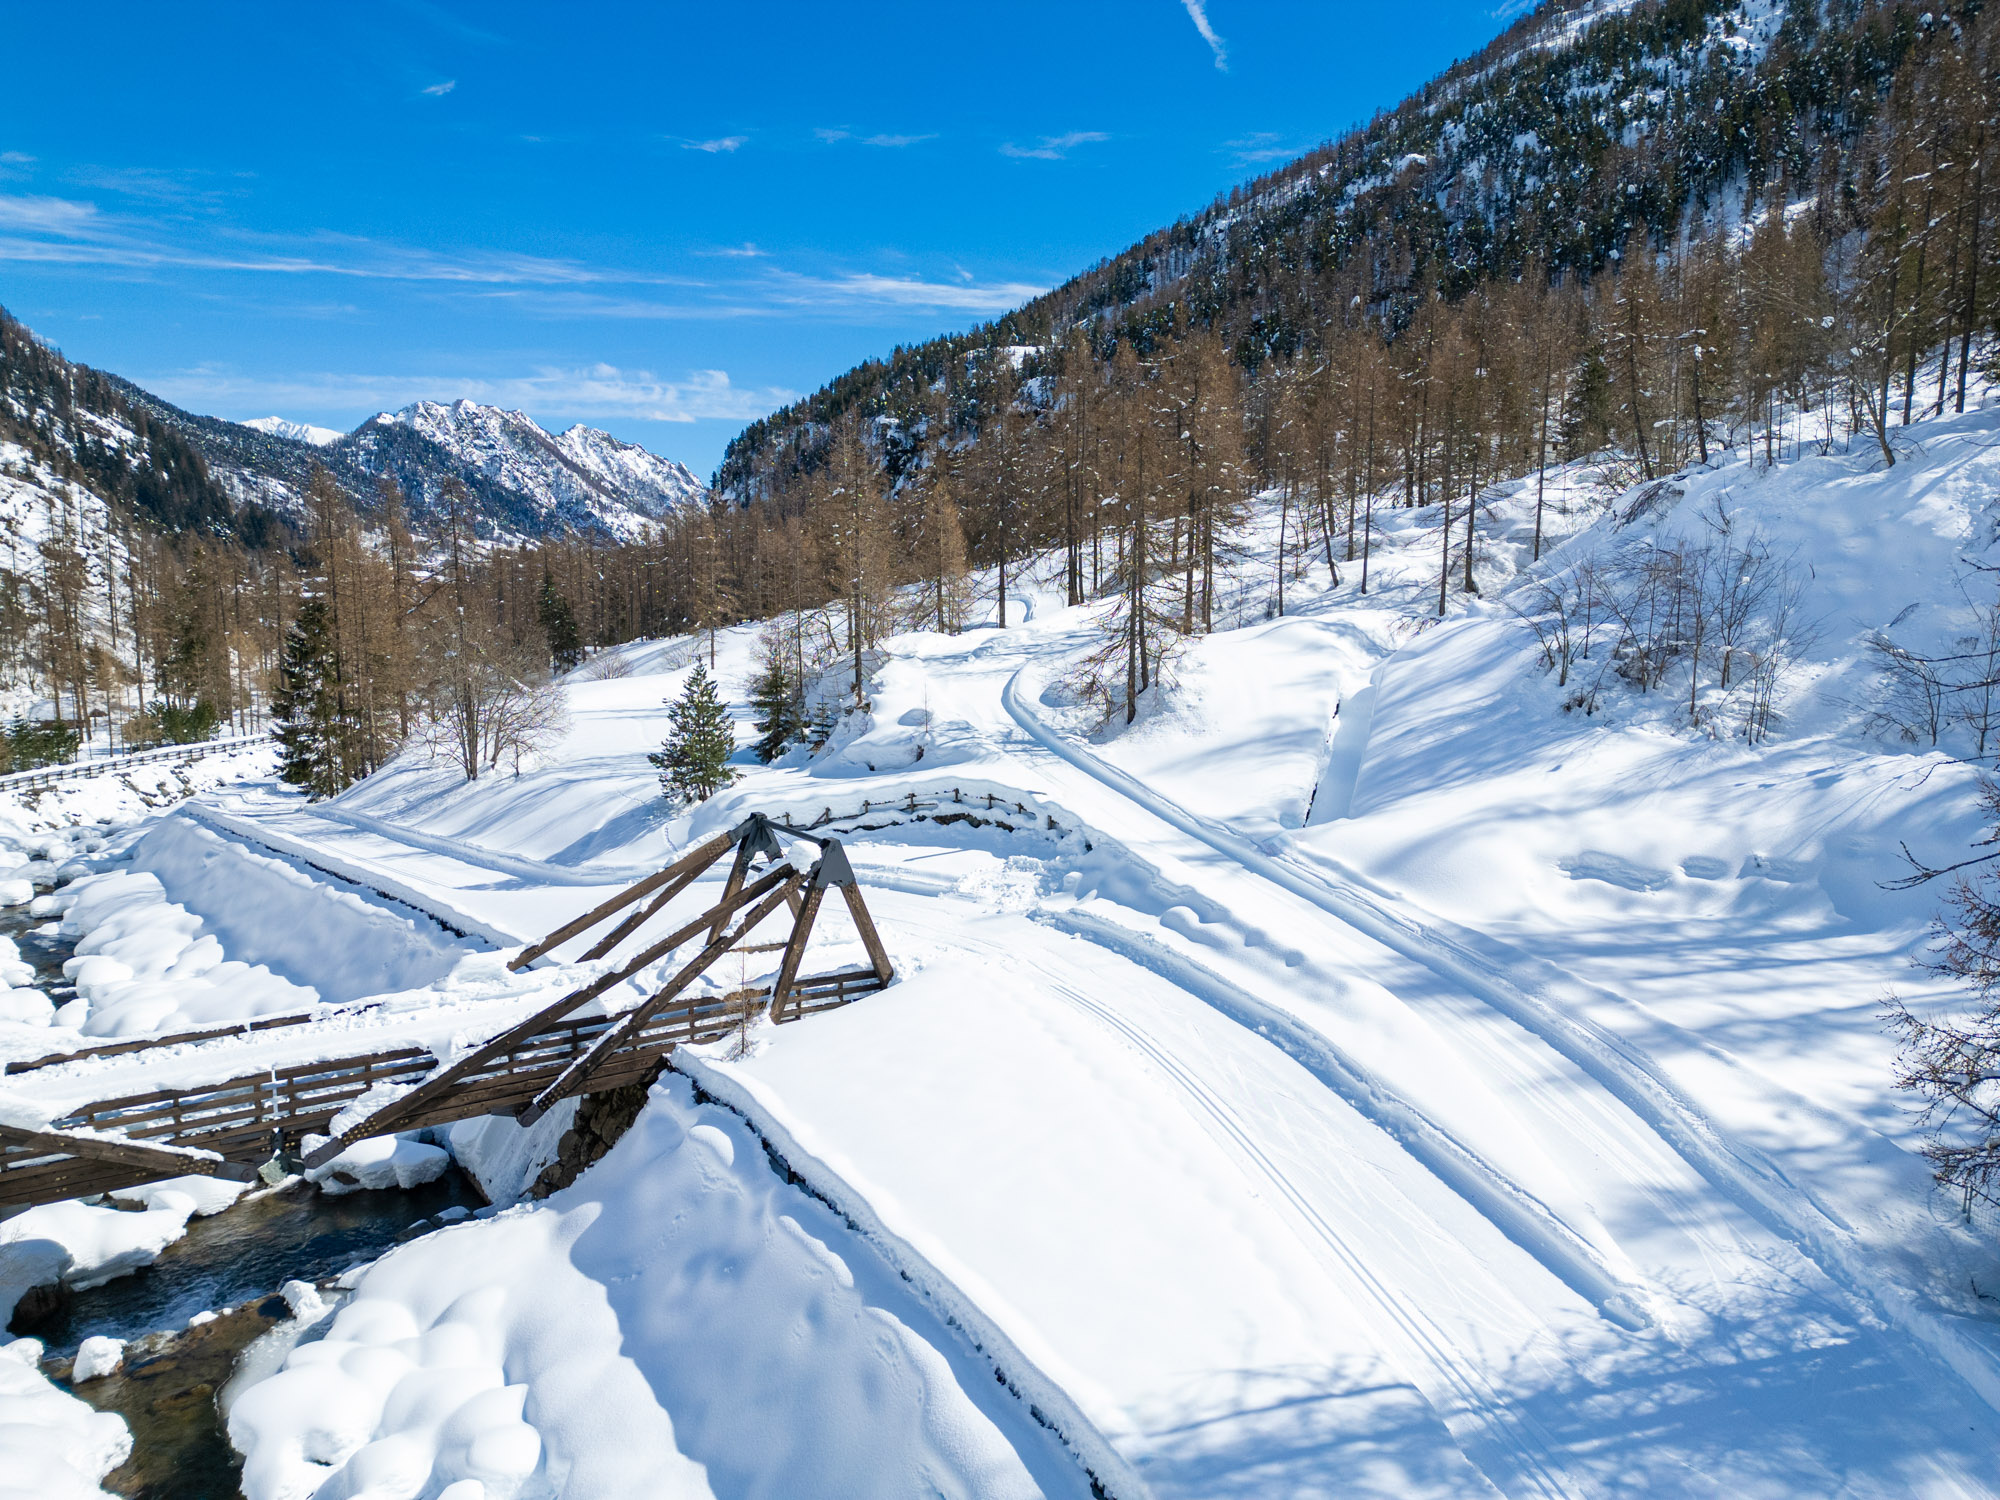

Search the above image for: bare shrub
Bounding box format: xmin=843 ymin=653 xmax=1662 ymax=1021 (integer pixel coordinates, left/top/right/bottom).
xmin=1886 ymin=782 xmax=2000 ymax=1211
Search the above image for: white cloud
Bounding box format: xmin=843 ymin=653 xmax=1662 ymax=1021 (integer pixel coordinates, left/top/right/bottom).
xmin=0 ymin=193 xmax=102 ymax=235
xmin=0 ymin=152 xmax=34 ymax=165
xmin=861 ymin=133 xmax=937 ymax=148
xmin=0 ymin=195 xmax=711 ymax=286
xmin=701 ymin=242 xmax=766 ymax=258
xmin=147 ymin=362 xmax=797 ymax=428
xmin=769 ymin=270 xmax=1049 ymax=314
xmin=1181 ymin=0 xmax=1228 ymax=70
xmin=422 ymin=79 xmax=457 ymax=96
xmin=683 ymin=135 xmax=748 ymax=153
xmin=1225 ymin=132 xmax=1303 ymax=166
xmin=999 ymin=131 xmax=1110 ymax=161
xmin=814 ymin=127 xmax=851 ymax=144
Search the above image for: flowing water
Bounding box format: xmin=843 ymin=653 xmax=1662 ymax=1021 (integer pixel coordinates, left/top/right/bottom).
xmin=4 ymin=894 xmax=489 ymax=1497
xmin=27 ymin=1170 xmax=487 ymax=1499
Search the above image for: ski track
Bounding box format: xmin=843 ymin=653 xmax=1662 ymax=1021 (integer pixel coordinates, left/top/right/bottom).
xmin=997 ymin=661 xmax=2000 ymax=1422
xmin=1036 ymin=971 xmax=1585 ymax=1500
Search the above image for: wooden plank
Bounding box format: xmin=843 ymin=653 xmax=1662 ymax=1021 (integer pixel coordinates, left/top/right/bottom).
xmin=508 ymin=829 xmax=733 ymax=970
xmin=708 ymin=839 xmax=755 ymax=946
xmin=517 ymin=875 xmax=802 ymax=1124
xmin=5 ymin=1007 xmax=340 ymax=1075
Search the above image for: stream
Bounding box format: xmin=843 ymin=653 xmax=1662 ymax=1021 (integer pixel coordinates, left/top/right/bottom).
xmin=2 ymin=901 xmax=490 ymax=1498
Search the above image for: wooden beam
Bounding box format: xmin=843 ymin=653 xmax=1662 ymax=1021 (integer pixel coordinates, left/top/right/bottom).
xmin=508 ymin=830 xmax=734 ymax=970
xmin=840 ymin=882 xmax=895 ymax=986
xmin=580 ymin=858 xmax=706 ymax=961
xmin=708 ymin=838 xmax=755 ymax=946
xmin=518 ymin=875 xmax=802 ymax=1124
xmin=305 ymin=864 xmax=799 ymax=1166
xmin=767 ymin=883 xmax=826 ymax=1024
xmin=0 ymin=1122 xmax=258 ymax=1183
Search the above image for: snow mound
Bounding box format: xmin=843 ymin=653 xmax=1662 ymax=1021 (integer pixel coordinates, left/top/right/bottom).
xmin=229 ymin=1076 xmax=1043 ymax=1500
xmin=70 ymin=1335 xmax=123 ymax=1382
xmin=0 ymin=1348 xmax=130 ymax=1500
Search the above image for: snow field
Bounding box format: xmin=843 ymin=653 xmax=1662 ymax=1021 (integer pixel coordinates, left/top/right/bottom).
xmin=14 ymin=391 xmax=2000 ymax=1494
xmin=227 ymin=1075 xmax=1074 ymax=1500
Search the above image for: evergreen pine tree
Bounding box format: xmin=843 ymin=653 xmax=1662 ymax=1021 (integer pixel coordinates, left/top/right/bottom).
xmin=536 ymin=573 xmax=583 ymax=674
xmin=273 ymin=596 xmax=346 ymax=799
xmin=649 ymin=659 xmax=738 ymax=806
xmin=748 ymin=628 xmax=804 ymax=763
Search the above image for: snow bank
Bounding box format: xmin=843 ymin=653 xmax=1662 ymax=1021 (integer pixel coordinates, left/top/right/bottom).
xmin=126 ymin=814 xmax=472 ymax=1004
xmin=0 ymin=1341 xmax=129 ymax=1500
xmin=228 ymin=1076 xmax=1047 ymax=1500
xmin=0 ymin=1193 xmax=196 ymax=1295
xmin=55 ymin=867 xmax=317 ymax=1035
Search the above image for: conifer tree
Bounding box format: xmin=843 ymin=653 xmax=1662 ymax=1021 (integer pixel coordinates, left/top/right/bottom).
xmin=536 ymin=572 xmax=583 ymax=674
xmin=748 ymin=625 xmax=805 ymax=763
xmin=650 ymin=659 xmax=738 ymax=806
xmin=273 ymin=596 xmax=345 ymax=799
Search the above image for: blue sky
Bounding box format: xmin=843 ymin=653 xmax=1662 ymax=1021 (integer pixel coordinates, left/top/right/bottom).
xmin=0 ymin=2 xmax=1521 ymax=480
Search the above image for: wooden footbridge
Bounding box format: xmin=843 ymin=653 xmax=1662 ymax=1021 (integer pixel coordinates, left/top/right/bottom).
xmin=0 ymin=815 xmax=893 ymax=1210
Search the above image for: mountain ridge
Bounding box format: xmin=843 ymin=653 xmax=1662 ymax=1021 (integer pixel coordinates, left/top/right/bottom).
xmin=0 ymin=301 xmax=708 ymax=545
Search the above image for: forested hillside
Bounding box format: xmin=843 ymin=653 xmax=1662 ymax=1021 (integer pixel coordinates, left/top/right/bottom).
xmin=4 ymin=0 xmax=1996 ymax=783
xmin=717 ymin=0 xmax=1958 ymax=504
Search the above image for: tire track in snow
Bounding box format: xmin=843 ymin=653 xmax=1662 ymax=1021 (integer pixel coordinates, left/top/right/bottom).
xmin=1036 ymin=972 xmax=1584 ymax=1500
xmin=1000 ymin=665 xmax=2000 ymax=1420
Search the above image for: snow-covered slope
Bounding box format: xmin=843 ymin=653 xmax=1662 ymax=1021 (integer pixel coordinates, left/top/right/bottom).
xmin=18 ymin=387 xmax=2000 ymax=1495
xmin=240 ymin=416 xmax=342 ymax=447
xmin=553 ymin=421 xmax=707 ymax=520
xmin=350 ymin=399 xmax=704 ymax=538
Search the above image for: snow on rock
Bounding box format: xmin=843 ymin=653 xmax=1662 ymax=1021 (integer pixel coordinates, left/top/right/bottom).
xmin=278 ymin=1279 xmax=327 ymax=1321
xmin=0 ymin=880 xmax=30 ymax=907
xmin=0 ymin=1343 xmax=130 ymax=1500
xmin=303 ymin=1133 xmax=451 ymax=1195
xmin=229 ymin=1077 xmax=1047 ymax=1500
xmin=1 ymin=1192 xmax=198 ymax=1295
xmin=0 ymin=989 xmax=53 ymax=1025
xmin=108 ymin=1173 xmax=249 ymax=1217
xmin=70 ymin=1335 xmax=123 ymax=1382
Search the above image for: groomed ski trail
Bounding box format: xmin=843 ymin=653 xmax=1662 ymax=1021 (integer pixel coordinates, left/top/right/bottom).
xmin=997 ymin=662 xmax=2000 ymax=1424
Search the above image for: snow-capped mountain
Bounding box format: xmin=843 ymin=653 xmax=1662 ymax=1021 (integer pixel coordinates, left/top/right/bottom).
xmin=350 ymin=399 xmax=706 ymax=538
xmin=1 ymin=303 xmax=712 ymax=545
xmin=242 ymin=415 xmax=344 ymax=447
xmin=553 ymin=421 xmax=707 ymax=521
